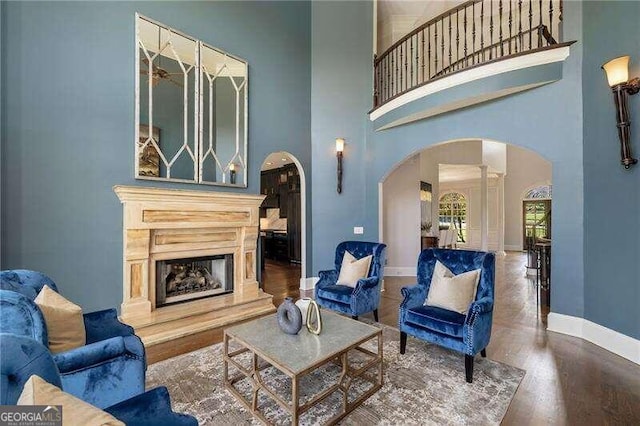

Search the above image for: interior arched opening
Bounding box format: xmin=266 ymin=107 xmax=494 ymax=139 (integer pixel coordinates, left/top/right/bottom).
xmin=379 ymin=138 xmax=552 ymax=312
xmin=258 ymin=152 xmax=306 ymax=306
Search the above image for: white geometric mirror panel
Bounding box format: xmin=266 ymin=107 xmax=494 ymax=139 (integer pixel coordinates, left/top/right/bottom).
xmin=135 ymin=14 xmax=248 ymax=187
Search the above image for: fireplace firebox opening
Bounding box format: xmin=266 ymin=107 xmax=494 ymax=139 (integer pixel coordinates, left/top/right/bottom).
xmin=156 ymin=254 xmax=233 ymax=307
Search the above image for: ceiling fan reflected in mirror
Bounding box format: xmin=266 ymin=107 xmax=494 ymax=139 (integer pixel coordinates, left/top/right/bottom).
xmin=140 ymin=58 xmax=183 ymax=87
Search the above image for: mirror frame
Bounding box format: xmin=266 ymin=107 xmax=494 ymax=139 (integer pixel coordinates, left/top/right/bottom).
xmin=198 ymin=40 xmax=248 ymax=186
xmin=135 ymin=13 xmax=248 ymax=188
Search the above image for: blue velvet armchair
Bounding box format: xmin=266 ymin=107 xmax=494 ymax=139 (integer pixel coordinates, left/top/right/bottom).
xmin=0 ymin=333 xmax=197 ymax=426
xmin=0 ymin=270 xmax=146 ymax=408
xmin=315 ymin=241 xmax=387 ymax=321
xmin=398 ymin=249 xmax=495 ymax=383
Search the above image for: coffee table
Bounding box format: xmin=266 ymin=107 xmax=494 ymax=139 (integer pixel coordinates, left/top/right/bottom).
xmin=223 ymin=310 xmax=383 ymax=425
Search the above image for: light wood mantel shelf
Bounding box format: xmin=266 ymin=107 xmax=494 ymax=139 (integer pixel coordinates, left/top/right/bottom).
xmin=113 ymin=185 xmax=274 ymax=349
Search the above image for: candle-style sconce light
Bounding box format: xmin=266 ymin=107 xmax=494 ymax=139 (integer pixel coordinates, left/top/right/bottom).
xmin=602 ymin=55 xmax=640 ymax=169
xmin=335 ymin=138 xmax=345 ymax=194
xmin=229 ymin=163 xmax=237 ymax=184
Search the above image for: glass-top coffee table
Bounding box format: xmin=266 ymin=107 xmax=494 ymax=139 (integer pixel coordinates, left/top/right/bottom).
xmin=223 ymin=310 xmax=383 ymax=425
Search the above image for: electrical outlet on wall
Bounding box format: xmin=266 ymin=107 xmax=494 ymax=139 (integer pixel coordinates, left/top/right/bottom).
xmin=353 ymin=226 xmax=364 ymax=235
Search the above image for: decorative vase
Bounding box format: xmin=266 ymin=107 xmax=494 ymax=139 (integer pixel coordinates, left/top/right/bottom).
xmin=305 ymin=300 xmax=322 ymax=335
xmin=295 ymin=298 xmax=312 ymax=325
xmin=277 ymin=297 xmax=302 ymax=335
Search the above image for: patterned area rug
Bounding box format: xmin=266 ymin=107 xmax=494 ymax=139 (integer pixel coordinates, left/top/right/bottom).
xmin=147 ymin=323 xmax=524 ymax=425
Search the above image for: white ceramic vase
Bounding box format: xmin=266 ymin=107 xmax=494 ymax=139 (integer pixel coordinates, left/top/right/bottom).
xmin=295 ymin=297 xmax=312 ymax=325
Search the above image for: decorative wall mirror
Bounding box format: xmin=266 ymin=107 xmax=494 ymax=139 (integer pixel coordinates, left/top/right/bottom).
xmin=135 ymin=14 xmax=248 ymax=186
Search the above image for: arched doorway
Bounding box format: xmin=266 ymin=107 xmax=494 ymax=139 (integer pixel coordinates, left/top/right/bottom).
xmin=378 ymin=139 xmax=552 ymax=308
xmin=259 ymin=152 xmax=306 ymax=305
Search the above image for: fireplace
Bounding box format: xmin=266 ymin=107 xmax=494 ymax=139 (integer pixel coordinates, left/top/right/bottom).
xmin=114 ymin=186 xmax=275 ymax=354
xmin=156 ymin=254 xmax=233 ymax=307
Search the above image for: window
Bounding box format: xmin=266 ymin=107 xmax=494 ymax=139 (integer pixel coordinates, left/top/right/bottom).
xmin=523 ymin=184 xmax=551 ymax=250
xmin=439 ymin=192 xmax=467 ymax=243
xmin=524 ymin=184 xmax=552 ymax=200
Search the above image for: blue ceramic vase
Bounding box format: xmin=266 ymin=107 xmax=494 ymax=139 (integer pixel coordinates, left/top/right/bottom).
xmin=277 ymin=297 xmax=303 ymax=335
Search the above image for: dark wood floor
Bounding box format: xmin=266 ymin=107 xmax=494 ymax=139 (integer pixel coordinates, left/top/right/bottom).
xmin=262 ymin=252 xmax=640 ymax=425
xmin=262 ymin=259 xmax=301 ymax=307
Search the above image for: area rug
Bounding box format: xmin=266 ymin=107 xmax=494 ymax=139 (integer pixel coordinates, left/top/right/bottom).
xmin=147 ymin=323 xmax=524 ymax=425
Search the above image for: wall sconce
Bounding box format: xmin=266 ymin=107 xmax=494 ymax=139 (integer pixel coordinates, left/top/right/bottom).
xmin=229 ymin=163 xmax=237 ymax=184
xmin=335 ymin=138 xmax=345 ymax=194
xmin=602 ymin=55 xmax=640 ymax=169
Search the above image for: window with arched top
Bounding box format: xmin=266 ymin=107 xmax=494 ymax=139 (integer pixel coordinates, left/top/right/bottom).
xmin=438 ymin=192 xmax=467 ymax=243
xmin=524 ymin=184 xmax=552 ymax=200
xmin=522 ymin=184 xmax=552 ymax=249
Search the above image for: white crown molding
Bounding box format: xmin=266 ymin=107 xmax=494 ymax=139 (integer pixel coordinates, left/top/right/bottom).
xmin=548 ymin=313 xmax=640 ymax=365
xmin=370 ymin=45 xmax=572 ymax=122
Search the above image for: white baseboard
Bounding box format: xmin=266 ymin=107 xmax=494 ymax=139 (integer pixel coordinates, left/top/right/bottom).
xmin=299 ymin=277 xmax=319 ymax=291
xmin=547 ymin=313 xmax=640 ymax=365
xmin=384 ymin=267 xmax=415 ymax=277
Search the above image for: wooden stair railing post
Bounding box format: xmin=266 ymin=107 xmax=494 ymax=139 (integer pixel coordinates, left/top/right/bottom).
xmin=538 ymin=0 xmax=543 ymax=47
xmin=371 ymin=0 xmax=566 ymax=111
xmin=472 ymin=2 xmax=476 ymax=65
xmin=480 ymin=0 xmax=484 ymax=61
xmin=499 ymin=0 xmax=504 ymax=57
xmin=490 ymin=0 xmax=494 ymax=59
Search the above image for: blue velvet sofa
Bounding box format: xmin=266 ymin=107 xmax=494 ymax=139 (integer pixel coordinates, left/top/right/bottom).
xmin=398 ymin=249 xmax=495 ymax=383
xmin=315 ymin=241 xmax=387 ymax=321
xmin=0 ymin=270 xmax=146 ymax=408
xmin=0 ymin=333 xmax=197 ymax=426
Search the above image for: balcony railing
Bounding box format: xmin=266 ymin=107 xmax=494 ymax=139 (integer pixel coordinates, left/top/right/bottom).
xmin=373 ymin=0 xmax=563 ymax=109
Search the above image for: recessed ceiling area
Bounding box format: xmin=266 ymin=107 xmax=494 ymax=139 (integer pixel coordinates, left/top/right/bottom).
xmin=261 ymin=152 xmax=293 ymax=170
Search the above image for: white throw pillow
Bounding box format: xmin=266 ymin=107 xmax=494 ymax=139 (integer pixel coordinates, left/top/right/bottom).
xmin=425 ymin=261 xmax=481 ymax=314
xmin=336 ymin=251 xmax=373 ymax=288
xmin=18 ymin=375 xmax=124 ymax=426
xmin=34 ymin=285 xmax=86 ymax=354
xmin=433 ymin=260 xmax=454 ymax=280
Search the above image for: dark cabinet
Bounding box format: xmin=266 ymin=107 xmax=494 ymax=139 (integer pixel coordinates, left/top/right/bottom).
xmin=260 ymin=170 xmax=279 ymax=209
xmin=278 ymin=165 xmax=298 ymax=218
xmin=260 ymin=164 xmax=301 ymax=264
xmin=264 ymin=233 xmax=289 ymax=262
xmin=278 ymin=184 xmax=289 ymax=218
xmin=261 ymin=165 xmax=300 ymax=217
xmin=287 ymin=189 xmax=302 ymax=263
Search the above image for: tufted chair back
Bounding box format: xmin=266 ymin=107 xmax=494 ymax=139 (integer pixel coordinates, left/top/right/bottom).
xmin=0 ymin=333 xmax=62 ymax=405
xmin=417 ymin=248 xmax=495 ymax=302
xmin=0 ymin=270 xmax=58 ymax=300
xmin=334 ymin=241 xmax=387 ymax=280
xmin=0 ymin=290 xmax=48 ymax=346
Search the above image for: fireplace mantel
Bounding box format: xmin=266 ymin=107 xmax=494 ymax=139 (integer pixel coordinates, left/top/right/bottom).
xmin=114 ymin=185 xmax=274 ymax=350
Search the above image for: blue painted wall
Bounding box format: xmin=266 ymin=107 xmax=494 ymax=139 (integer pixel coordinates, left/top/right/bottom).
xmin=310 ymin=1 xmax=586 ymax=320
xmin=0 ymin=1 xmax=5 ymax=269
xmin=0 ymin=1 xmax=311 ymax=311
xmin=583 ymin=1 xmax=640 ymax=339
xmin=3 ymin=0 xmax=638 ymax=340
xmin=311 ymin=0 xmax=375 ymax=274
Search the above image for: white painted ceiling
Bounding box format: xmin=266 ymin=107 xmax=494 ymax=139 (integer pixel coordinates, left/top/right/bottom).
xmin=261 ymin=152 xmax=294 ymax=171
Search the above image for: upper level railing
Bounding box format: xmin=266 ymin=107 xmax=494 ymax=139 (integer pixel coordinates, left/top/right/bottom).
xmin=373 ymin=0 xmax=563 ymax=109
